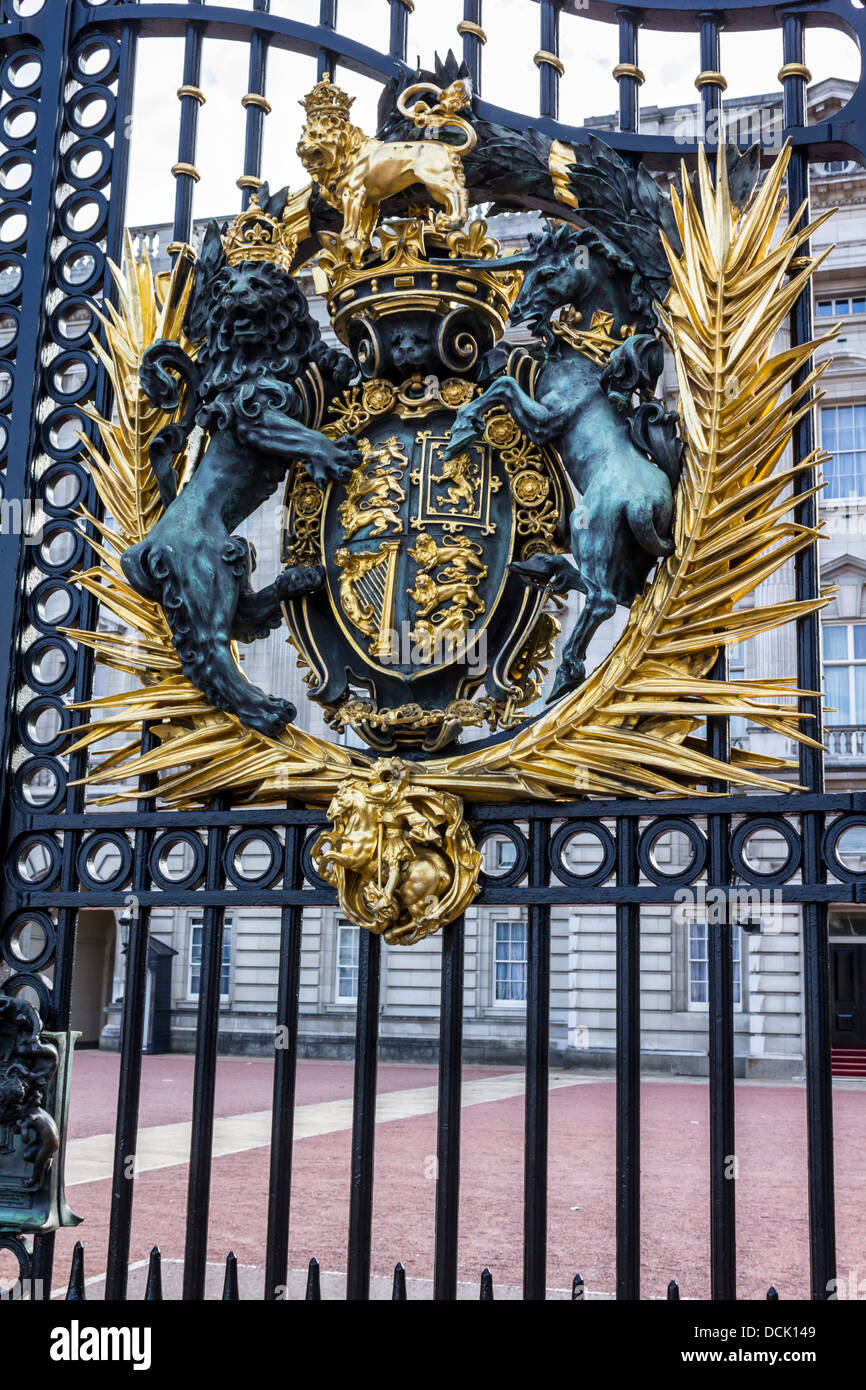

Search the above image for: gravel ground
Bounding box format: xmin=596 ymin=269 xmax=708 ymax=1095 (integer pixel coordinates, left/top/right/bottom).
xmin=35 ymin=1052 xmax=866 ymax=1301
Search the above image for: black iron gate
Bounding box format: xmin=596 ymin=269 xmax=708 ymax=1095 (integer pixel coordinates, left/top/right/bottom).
xmin=0 ymin=0 xmax=864 ymax=1302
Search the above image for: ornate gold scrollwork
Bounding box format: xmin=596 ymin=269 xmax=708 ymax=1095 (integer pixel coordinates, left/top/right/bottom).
xmin=311 ymin=758 xmax=481 ymax=944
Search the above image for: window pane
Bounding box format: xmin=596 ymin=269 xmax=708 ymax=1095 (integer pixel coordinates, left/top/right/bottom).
xmin=816 ymin=301 xmax=833 ymax=317
xmin=825 ymin=665 xmax=851 ymax=724
xmin=821 ymin=406 xmax=837 ymax=445
xmin=494 ymin=920 xmax=527 ymax=1002
xmin=853 ymin=298 xmax=866 ymax=315
xmin=821 ymin=407 xmax=866 ymax=499
xmin=336 ymin=921 xmax=359 ymax=1000
xmin=835 ymin=299 xmax=851 ymax=315
xmin=854 ymin=665 xmax=866 ymax=724
xmin=853 ymin=626 xmax=866 ymax=661
xmin=824 ymin=624 xmax=849 ymax=661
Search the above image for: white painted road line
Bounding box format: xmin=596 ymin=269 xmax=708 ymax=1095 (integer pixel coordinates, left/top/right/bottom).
xmin=65 ymin=1072 xmax=594 ymax=1186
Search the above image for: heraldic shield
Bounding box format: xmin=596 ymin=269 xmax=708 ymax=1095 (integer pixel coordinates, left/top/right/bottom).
xmin=281 ymin=371 xmax=570 ymax=754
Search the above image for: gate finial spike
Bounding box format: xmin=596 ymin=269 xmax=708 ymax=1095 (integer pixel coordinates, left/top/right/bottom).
xmin=480 ymin=1267 xmax=494 ymax=1301
xmin=667 ymin=1279 xmax=680 ymax=1300
xmin=222 ymin=1250 xmax=239 ymax=1301
xmin=767 ymin=1285 xmax=779 ymax=1300
xmin=65 ymin=1240 xmax=85 ymax=1300
xmin=572 ymin=1273 xmax=585 ymax=1300
xmin=305 ymin=1257 xmax=321 ymax=1301
xmin=145 ymin=1246 xmax=162 ymax=1301
xmin=392 ymin=1262 xmax=407 ymax=1300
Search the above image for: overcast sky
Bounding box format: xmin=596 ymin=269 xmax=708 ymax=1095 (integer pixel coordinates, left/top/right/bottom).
xmin=125 ymin=0 xmax=858 ymax=227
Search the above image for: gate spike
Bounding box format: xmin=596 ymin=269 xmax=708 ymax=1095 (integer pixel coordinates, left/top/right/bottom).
xmin=65 ymin=1241 xmax=85 ymax=1300
xmin=222 ymin=1251 xmax=239 ymax=1301
xmin=480 ymin=1267 xmax=494 ymax=1300
xmin=392 ymin=1262 xmax=407 ymax=1300
xmin=572 ymin=1273 xmax=585 ymax=1300
xmin=667 ymin=1279 xmax=680 ymax=1300
xmin=305 ymin=1257 xmax=321 ymax=1301
xmin=144 ymin=1247 xmax=162 ymax=1301
xmin=767 ymin=1286 xmax=779 ymax=1300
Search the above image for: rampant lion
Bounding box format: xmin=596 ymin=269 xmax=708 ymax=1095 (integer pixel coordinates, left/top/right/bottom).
xmin=297 ymin=74 xmax=477 ymax=267
xmin=121 ymin=192 xmax=360 ymax=739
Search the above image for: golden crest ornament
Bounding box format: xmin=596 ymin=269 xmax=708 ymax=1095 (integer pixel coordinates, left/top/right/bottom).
xmin=68 ymin=64 xmax=835 ymax=945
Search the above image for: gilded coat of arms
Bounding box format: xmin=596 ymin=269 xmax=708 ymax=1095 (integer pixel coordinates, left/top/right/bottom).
xmin=71 ymin=55 xmax=834 ymax=943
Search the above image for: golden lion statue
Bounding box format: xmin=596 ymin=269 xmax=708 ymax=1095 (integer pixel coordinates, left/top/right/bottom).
xmin=297 ymin=74 xmax=477 ymax=267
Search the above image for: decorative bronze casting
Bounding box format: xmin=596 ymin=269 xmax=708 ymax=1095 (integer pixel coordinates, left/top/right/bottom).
xmin=0 ymin=997 xmax=79 ymax=1234
xmin=67 ymin=57 xmax=835 ymax=942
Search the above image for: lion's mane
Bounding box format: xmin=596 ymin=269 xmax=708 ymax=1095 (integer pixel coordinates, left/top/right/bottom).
xmin=195 ymin=261 xmax=353 ymax=434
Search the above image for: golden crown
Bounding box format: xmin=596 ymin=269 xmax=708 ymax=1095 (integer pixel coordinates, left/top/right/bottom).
xmin=299 ymin=72 xmax=355 ymax=122
xmin=315 ymin=217 xmax=523 ymax=346
xmin=221 ymin=192 xmax=298 ymax=272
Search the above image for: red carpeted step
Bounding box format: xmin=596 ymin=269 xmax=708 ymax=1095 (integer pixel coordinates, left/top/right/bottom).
xmin=832 ymin=1046 xmax=866 ymax=1076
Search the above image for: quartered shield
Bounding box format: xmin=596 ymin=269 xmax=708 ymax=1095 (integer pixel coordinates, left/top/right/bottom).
xmin=282 ymin=372 xmax=569 ymax=752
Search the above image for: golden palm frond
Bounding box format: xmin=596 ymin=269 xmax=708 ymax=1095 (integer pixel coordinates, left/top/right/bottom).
xmin=71 ymin=143 xmax=834 ymax=807
xmin=433 ymin=142 xmax=835 ymax=799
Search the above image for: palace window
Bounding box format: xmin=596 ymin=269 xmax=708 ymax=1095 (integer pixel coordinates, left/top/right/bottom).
xmin=820 ymin=405 xmax=866 ymax=499
xmin=336 ymin=919 xmax=360 ymax=1002
xmin=188 ymin=913 xmax=232 ymax=999
xmin=496 ymin=838 xmax=517 ymax=869
xmin=823 ymin=622 xmax=866 ymax=726
xmin=493 ymin=919 xmax=528 ymax=1003
xmin=687 ymin=921 xmax=742 ymax=1009
xmin=816 ymin=295 xmax=866 ymax=317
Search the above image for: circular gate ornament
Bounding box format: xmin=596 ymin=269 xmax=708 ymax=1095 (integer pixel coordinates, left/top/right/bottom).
xmin=68 ymin=66 xmax=834 ymax=943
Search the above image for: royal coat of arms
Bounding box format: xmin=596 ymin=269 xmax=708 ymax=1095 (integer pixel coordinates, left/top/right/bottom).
xmin=71 ymin=56 xmax=834 ymax=944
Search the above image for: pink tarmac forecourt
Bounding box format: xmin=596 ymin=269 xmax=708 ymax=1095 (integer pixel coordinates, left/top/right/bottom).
xmin=47 ymin=1052 xmax=866 ymax=1301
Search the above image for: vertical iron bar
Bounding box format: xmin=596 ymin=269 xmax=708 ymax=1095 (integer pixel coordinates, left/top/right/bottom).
xmin=433 ymin=915 xmax=464 ymax=1300
xmin=181 ymin=801 xmax=229 ymax=1300
xmin=33 ymin=14 xmax=138 ymax=1295
xmin=615 ymin=8 xmax=642 ymax=134
xmin=144 ymin=1248 xmax=162 ymax=1301
xmin=538 ymin=0 xmax=560 ymax=121
xmin=389 ymin=0 xmax=410 ymax=60
xmin=346 ymin=927 xmax=381 ymax=1300
xmin=222 ymin=1252 xmax=239 ymax=1300
xmin=707 ymin=655 xmax=736 ymax=1300
xmin=697 ymin=12 xmax=724 ymax=150
xmin=616 ymin=816 xmax=640 ymax=1300
xmin=318 ymin=0 xmax=339 ymax=80
xmin=65 ymin=1243 xmax=85 ymax=1301
xmin=172 ymin=21 xmax=203 ymax=248
xmin=263 ymin=822 xmax=304 ymax=1300
xmin=104 ymin=734 xmax=158 ymax=1300
xmin=305 ymin=1257 xmax=321 ymax=1299
xmin=524 ymin=818 xmax=551 ymax=1299
xmin=239 ymin=0 xmax=271 ymax=210
xmin=460 ymin=0 xmax=484 ymax=95
xmin=781 ymin=10 xmax=835 ymax=1301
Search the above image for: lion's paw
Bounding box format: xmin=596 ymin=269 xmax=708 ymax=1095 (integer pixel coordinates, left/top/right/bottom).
xmin=309 ymin=435 xmax=361 ymax=489
xmin=246 ymin=695 xmax=296 ymax=740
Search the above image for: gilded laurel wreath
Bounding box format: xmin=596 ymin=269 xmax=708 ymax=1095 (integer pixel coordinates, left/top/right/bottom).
xmin=68 ymin=145 xmax=833 ymax=814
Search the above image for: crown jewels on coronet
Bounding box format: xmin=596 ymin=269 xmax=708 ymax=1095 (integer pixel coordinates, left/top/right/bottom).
xmin=299 ymin=71 xmax=354 ymax=122
xmin=221 ymin=192 xmax=298 ymax=272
